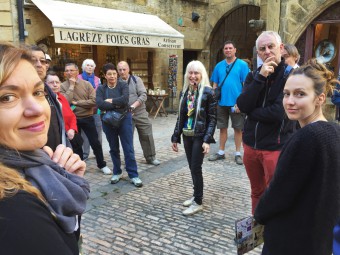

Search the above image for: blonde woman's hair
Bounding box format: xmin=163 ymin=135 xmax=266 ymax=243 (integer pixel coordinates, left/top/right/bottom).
xmin=0 ymin=163 xmax=46 ymax=203
xmin=0 ymin=42 xmax=32 ymax=85
xmin=179 ymin=60 xmax=211 ymax=120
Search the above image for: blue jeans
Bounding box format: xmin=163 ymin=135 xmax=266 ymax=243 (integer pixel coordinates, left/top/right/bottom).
xmin=77 ymin=116 xmax=106 ymax=169
xmin=183 ymin=135 xmax=204 ymax=205
xmin=102 ymin=112 xmax=138 ymax=178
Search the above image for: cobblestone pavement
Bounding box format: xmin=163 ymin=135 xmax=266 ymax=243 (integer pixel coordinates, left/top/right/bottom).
xmin=81 ymin=113 xmax=262 ymax=255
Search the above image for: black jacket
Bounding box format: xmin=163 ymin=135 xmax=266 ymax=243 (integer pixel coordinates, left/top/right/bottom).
xmin=171 ymin=86 xmax=217 ymax=144
xmin=0 ymin=191 xmax=78 ymax=255
xmin=96 ymin=81 xmax=129 ymax=114
xmin=237 ymin=59 xmax=295 ymax=151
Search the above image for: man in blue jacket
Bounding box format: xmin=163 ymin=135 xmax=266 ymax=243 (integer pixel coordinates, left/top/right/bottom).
xmin=237 ymin=31 xmax=295 ymax=214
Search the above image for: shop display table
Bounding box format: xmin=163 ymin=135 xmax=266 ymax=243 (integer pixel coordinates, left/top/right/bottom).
xmin=147 ymin=94 xmax=168 ymax=119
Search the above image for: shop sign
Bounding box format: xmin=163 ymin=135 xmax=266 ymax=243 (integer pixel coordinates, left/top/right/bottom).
xmin=54 ymin=28 xmax=184 ymax=49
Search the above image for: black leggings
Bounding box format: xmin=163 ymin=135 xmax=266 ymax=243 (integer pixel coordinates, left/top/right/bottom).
xmin=183 ymin=135 xmax=205 ymax=205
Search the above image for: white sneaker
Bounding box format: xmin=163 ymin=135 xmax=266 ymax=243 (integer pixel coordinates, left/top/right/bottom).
xmin=101 ymin=166 xmax=112 ymax=175
xmin=110 ymin=173 xmax=122 ymax=184
xmin=183 ymin=197 xmax=195 ymax=207
xmin=147 ymin=159 xmax=161 ymax=166
xmin=182 ymin=201 xmax=203 ymax=216
xmin=130 ymin=177 xmax=143 ymax=187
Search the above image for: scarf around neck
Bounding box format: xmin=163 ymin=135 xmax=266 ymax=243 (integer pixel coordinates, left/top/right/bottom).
xmin=0 ymin=147 xmax=90 ymax=233
xmin=186 ymin=86 xmax=198 ymax=129
xmin=81 ymin=72 xmax=95 ymax=88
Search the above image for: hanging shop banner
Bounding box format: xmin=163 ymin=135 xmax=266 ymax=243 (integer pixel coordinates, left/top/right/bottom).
xmin=168 ymin=55 xmax=178 ymax=88
xmin=55 ymin=28 xmax=184 ymax=50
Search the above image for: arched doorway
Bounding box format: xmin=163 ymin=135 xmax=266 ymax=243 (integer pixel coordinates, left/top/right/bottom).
xmin=295 ymin=1 xmax=340 ymax=77
xmin=209 ymin=5 xmax=260 ymax=74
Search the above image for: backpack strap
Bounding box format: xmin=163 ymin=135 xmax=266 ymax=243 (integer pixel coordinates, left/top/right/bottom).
xmin=283 ymin=65 xmax=293 ymax=79
xmin=127 ymin=75 xmax=137 ymax=85
xmin=127 ymin=75 xmax=139 ymax=96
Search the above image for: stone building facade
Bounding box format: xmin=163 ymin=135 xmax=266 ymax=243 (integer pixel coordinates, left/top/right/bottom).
xmin=1 ymin=0 xmax=339 ymax=114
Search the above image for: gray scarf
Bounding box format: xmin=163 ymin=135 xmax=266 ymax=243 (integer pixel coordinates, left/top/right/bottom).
xmin=0 ymin=147 xmax=90 ymax=233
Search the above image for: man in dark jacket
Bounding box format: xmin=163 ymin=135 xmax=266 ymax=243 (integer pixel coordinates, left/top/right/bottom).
xmin=30 ymin=46 xmax=67 ymax=151
xmin=237 ymin=31 xmax=294 ymax=214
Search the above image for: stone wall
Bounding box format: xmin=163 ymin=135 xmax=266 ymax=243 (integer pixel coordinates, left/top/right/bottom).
xmin=24 ymin=8 xmax=53 ymax=45
xmin=0 ymin=0 xmax=14 ymax=42
xmin=278 ymin=0 xmax=338 ymax=43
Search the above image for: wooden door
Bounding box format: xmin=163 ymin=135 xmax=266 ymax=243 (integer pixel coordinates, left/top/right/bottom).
xmin=209 ymin=5 xmax=260 ymax=74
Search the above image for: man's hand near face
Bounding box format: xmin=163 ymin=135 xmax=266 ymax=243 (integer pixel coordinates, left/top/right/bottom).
xmin=69 ymin=77 xmax=77 ymax=86
xmin=64 ymin=64 xmax=79 ymax=89
xmin=259 ymin=56 xmax=278 ymax=78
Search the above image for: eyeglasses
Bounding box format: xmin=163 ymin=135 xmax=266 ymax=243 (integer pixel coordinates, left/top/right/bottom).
xmin=64 ymin=69 xmax=78 ymax=73
xmin=32 ymin=57 xmax=47 ymax=65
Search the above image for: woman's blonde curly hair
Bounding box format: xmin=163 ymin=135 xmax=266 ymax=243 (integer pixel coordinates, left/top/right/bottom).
xmin=0 ymin=163 xmax=46 ymax=202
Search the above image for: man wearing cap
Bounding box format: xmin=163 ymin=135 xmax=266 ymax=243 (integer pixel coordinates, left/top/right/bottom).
xmin=45 ymin=54 xmax=52 ymax=71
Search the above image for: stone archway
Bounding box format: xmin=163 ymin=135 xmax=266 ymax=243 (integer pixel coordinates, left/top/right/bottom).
xmin=209 ymin=5 xmax=260 ymax=74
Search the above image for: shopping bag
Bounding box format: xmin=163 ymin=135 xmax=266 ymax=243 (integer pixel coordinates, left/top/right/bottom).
xmin=234 ymin=216 xmax=264 ymax=255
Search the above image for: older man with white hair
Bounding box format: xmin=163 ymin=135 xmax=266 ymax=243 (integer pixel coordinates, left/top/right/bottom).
xmin=237 ymin=31 xmax=296 ymax=214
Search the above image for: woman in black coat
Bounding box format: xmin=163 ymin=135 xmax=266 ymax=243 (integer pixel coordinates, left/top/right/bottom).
xmin=171 ymin=60 xmax=217 ymax=216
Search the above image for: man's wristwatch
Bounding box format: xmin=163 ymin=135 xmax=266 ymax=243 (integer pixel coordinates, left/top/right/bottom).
xmin=130 ymin=106 xmax=135 ymax=111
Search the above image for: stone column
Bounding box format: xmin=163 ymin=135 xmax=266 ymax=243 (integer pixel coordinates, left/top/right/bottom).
xmin=263 ymin=0 xmax=281 ymax=32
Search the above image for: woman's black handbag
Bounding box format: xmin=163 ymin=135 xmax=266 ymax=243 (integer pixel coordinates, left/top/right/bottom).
xmin=214 ymin=86 xmax=222 ymax=100
xmin=101 ymin=85 xmax=127 ymax=128
xmin=102 ymin=110 xmax=126 ymax=128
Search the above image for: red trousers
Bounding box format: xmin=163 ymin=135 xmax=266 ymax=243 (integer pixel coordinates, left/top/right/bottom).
xmin=243 ymin=143 xmax=281 ymax=214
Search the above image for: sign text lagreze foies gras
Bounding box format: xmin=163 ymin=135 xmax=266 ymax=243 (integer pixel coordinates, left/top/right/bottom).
xmin=55 ymin=28 xmax=184 ymax=49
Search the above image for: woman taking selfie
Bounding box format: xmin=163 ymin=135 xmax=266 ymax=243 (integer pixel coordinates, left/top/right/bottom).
xmin=254 ymin=59 xmax=340 ymax=255
xmin=0 ymin=42 xmax=89 ymax=254
xmin=171 ymin=60 xmax=217 ymax=216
